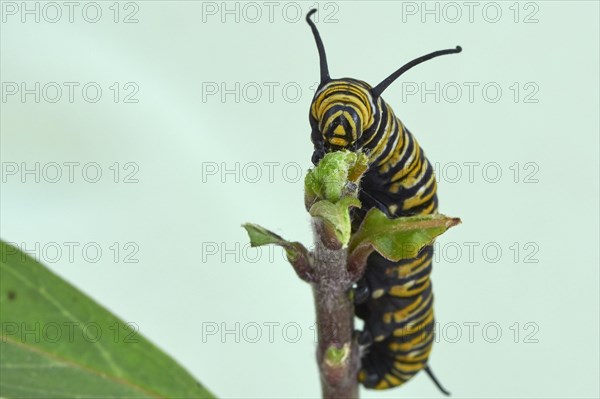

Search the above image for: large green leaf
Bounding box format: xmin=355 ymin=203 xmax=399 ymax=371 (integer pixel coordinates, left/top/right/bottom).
xmin=349 ymin=210 xmax=461 ymax=261
xmin=0 ymin=240 xmax=215 ymax=399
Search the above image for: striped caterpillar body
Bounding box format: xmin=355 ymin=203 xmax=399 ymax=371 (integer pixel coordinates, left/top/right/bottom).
xmin=305 ymin=9 xmax=461 ymax=394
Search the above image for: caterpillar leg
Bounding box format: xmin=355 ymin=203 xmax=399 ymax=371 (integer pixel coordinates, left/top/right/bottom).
xmin=357 ymin=329 xmax=373 ymax=345
xmin=353 ymin=280 xmax=370 ymax=305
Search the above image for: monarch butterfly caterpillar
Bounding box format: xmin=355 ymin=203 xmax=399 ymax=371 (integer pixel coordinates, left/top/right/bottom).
xmin=305 ymin=9 xmax=461 ymax=394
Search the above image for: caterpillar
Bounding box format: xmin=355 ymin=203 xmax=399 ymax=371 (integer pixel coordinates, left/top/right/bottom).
xmin=305 ymin=9 xmax=461 ymax=394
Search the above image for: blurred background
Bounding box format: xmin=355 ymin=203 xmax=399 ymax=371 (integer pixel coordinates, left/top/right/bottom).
xmin=1 ymin=1 xmax=598 ymax=398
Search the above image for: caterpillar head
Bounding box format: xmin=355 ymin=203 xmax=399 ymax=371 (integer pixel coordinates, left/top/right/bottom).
xmin=305 ymin=8 xmax=461 ymax=165
xmin=309 ymin=78 xmax=376 ymax=161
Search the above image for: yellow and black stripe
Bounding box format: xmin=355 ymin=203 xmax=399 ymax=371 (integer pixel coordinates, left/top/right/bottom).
xmin=306 ymin=9 xmax=461 ymax=394
xmin=310 ymin=79 xmax=438 ymax=218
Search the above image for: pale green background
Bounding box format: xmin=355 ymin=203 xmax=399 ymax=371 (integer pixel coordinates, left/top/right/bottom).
xmin=1 ymin=1 xmax=599 ymax=398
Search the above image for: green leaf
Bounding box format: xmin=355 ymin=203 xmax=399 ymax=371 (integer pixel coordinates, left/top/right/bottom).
xmin=242 ymin=223 xmax=305 ymax=262
xmin=324 ymin=343 xmax=350 ymax=367
xmin=0 ymin=240 xmax=215 ymax=399
xmin=309 ymin=197 xmax=361 ymax=246
xmin=349 ymin=210 xmax=461 ymax=261
xmin=242 ymin=224 xmax=313 ymax=281
xmin=242 ymin=223 xmax=286 ymax=246
xmin=304 ymin=150 xmax=369 ymax=206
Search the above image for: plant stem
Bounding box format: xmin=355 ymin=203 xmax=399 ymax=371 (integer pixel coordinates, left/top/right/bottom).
xmin=311 ymin=221 xmax=360 ymax=399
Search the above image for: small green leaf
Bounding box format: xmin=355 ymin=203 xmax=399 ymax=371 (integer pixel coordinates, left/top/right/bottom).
xmin=324 ymin=344 xmax=350 ymax=367
xmin=242 ymin=225 xmax=314 ymax=282
xmin=309 ymin=197 xmax=361 ymax=246
xmin=242 ymin=223 xmax=287 ymax=247
xmin=242 ymin=223 xmax=306 ymax=263
xmin=305 ymin=151 xmax=369 ymax=206
xmin=0 ymin=240 xmax=215 ymax=399
xmin=349 ymin=210 xmax=461 ymax=261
